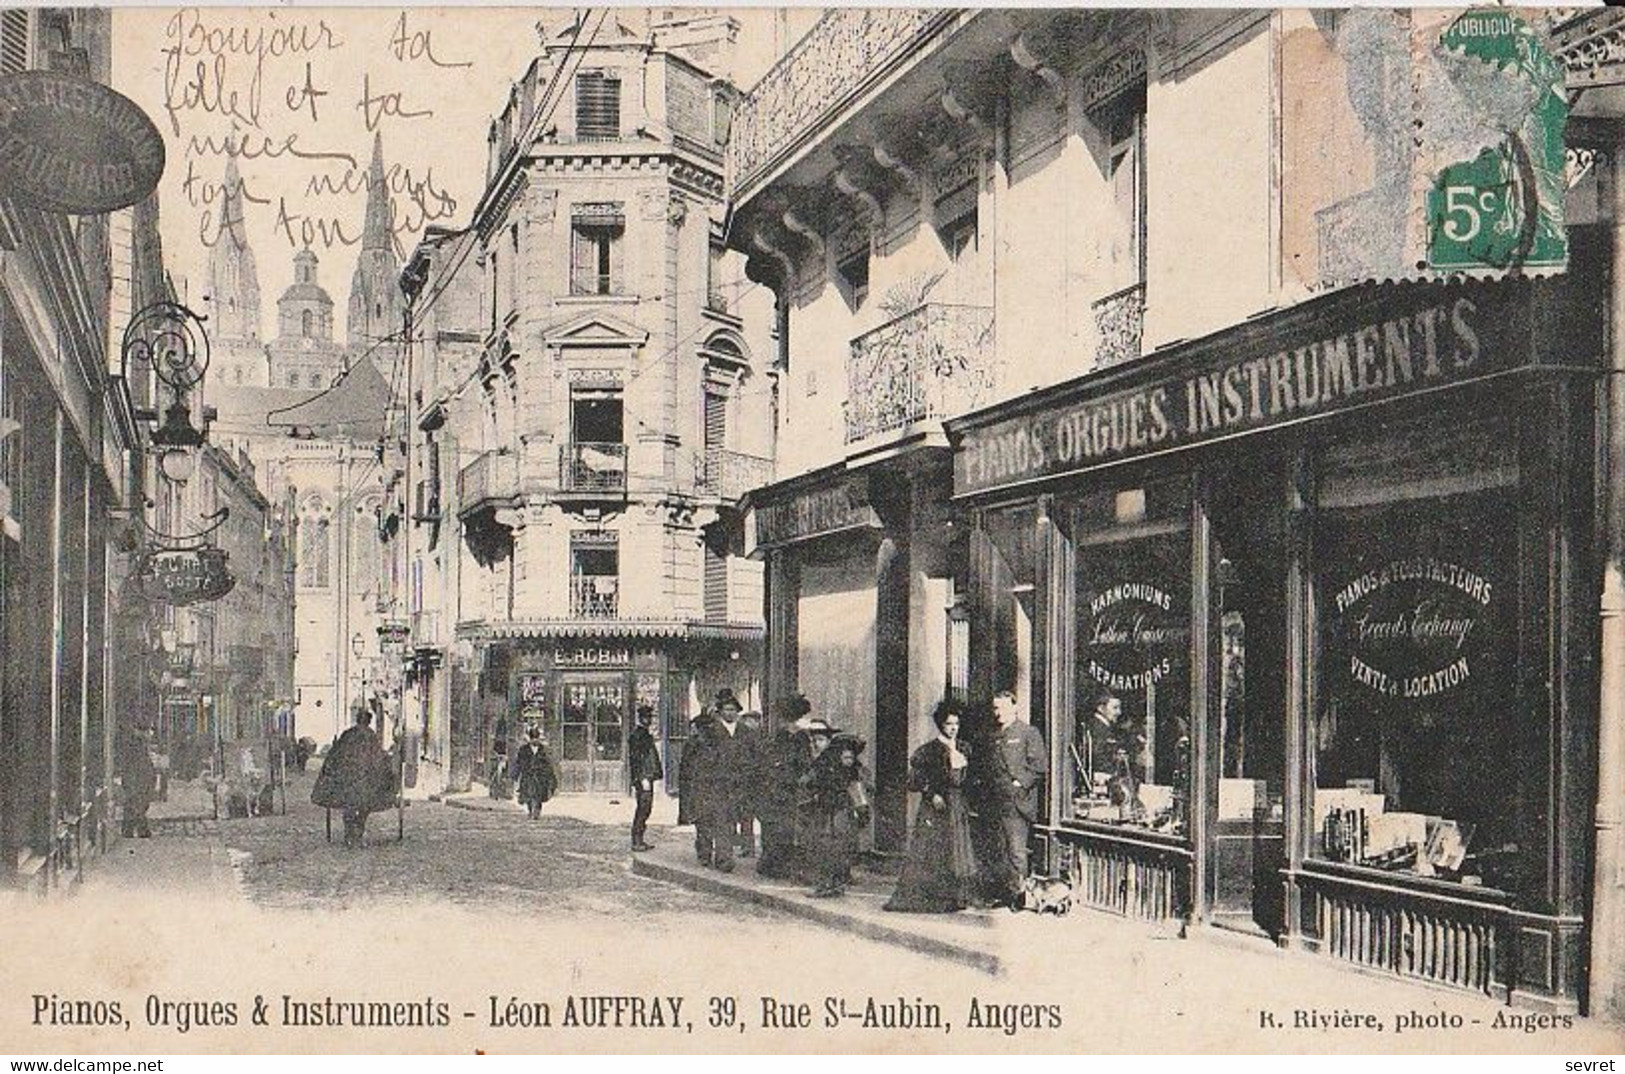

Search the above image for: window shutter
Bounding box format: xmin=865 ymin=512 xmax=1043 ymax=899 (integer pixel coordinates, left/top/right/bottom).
xmin=607 ymin=228 xmax=623 ymax=295
xmin=1 ymin=10 xmax=30 ymax=74
xmin=570 ymin=226 xmax=594 ymax=295
xmin=575 ymin=71 xmax=621 ymax=140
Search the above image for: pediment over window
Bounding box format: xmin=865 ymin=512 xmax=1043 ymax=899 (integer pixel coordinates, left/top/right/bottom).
xmin=541 ymin=310 xmax=650 ymax=349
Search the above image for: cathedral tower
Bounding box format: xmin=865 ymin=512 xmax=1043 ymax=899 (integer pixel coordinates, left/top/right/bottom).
xmin=347 ymin=134 xmax=403 ymax=358
xmin=202 ymin=155 xmax=267 ymax=388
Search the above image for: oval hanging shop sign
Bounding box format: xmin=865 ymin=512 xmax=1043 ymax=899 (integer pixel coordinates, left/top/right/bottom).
xmin=0 ymin=71 xmax=166 ymax=214
xmin=1331 ymin=557 xmax=1493 ymax=700
xmin=135 ymin=548 xmax=236 ymax=607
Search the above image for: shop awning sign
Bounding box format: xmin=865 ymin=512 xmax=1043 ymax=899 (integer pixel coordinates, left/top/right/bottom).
xmin=135 ymin=547 xmax=236 ymax=607
xmin=953 ymin=284 xmax=1538 ymax=497
xmin=0 ymin=71 xmax=165 ymax=215
xmin=752 ymin=473 xmax=882 ymax=550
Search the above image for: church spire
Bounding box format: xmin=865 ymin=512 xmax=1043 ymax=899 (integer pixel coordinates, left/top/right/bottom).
xmin=204 ymin=153 xmax=262 ymax=346
xmin=361 ymin=132 xmax=391 ymax=253
xmin=218 ymin=154 xmax=250 ymax=252
xmin=347 ymin=135 xmax=403 ymax=353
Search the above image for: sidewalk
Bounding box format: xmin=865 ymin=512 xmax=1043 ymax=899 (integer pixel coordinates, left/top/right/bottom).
xmin=81 ymin=819 xmax=239 ymax=900
xmin=631 ymin=839 xmax=1002 ymax=973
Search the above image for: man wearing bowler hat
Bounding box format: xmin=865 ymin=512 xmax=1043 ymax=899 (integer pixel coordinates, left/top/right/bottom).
xmin=697 ymin=689 xmax=751 ymax=872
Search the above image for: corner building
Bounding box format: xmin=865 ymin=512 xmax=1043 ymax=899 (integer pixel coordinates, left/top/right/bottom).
xmin=410 ymin=14 xmax=776 ymax=794
xmin=727 ymin=7 xmax=1624 ymax=1017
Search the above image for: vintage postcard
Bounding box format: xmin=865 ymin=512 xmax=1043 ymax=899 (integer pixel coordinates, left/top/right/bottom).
xmin=2 ymin=1 xmax=1625 ymax=1056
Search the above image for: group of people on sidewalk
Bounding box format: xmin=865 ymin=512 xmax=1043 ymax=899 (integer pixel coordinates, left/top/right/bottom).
xmin=666 ymin=687 xmax=1045 ymax=910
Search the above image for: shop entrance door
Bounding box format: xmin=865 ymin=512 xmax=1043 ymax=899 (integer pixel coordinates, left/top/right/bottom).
xmin=1205 ymin=464 xmax=1288 ymax=937
xmin=554 ymin=675 xmax=628 ymax=793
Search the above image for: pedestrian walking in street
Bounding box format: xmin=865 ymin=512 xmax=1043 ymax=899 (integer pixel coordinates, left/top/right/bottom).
xmin=677 ymin=711 xmax=714 ymax=863
xmin=311 ymin=703 xmax=394 ymax=848
xmin=628 ymin=704 xmax=663 ymax=851
xmin=117 ymin=722 xmax=156 ymax=839
xmin=697 ymin=689 xmax=751 ymax=873
xmin=512 ymin=727 xmax=560 ymax=819
xmin=886 ymin=700 xmax=979 ymax=913
xmin=489 ymin=715 xmax=512 ymax=800
xmin=981 ymin=689 xmax=1046 ymax=906
xmin=803 ymin=729 xmax=870 ymax=898
xmin=756 ymin=695 xmax=819 ymax=880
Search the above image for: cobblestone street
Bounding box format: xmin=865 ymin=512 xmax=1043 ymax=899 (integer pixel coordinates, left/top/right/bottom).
xmin=217 ymin=772 xmax=770 ymax=920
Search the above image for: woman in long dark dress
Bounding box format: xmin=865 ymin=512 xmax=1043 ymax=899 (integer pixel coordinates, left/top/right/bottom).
xmin=886 ymin=700 xmax=979 ymax=913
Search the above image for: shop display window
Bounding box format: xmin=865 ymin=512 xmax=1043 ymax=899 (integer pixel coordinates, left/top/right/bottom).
xmin=1311 ymin=485 xmax=1533 ymax=891
xmin=981 ymin=504 xmax=1037 ymax=717
xmin=1070 ymin=479 xmax=1192 ymax=835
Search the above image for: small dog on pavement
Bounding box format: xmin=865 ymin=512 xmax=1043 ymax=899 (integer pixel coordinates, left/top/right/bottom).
xmin=1018 ymin=875 xmax=1074 ymax=916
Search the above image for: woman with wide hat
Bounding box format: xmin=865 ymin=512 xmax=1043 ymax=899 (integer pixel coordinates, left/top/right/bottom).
xmin=801 ymin=725 xmax=869 ymax=897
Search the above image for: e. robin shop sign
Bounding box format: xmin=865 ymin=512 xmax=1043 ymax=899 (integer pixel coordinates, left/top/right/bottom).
xmin=954 ymin=284 xmax=1535 ymax=497
xmin=0 ymin=71 xmax=166 ymax=215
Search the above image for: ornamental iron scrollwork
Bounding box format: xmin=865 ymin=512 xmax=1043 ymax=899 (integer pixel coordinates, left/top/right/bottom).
xmin=121 ymin=301 xmax=210 ymax=393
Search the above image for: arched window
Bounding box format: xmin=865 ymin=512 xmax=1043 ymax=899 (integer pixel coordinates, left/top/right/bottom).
xmin=301 ymin=310 xmax=314 ymax=337
xmin=298 ymin=495 xmax=331 ymax=589
xmin=233 ymin=366 xmax=244 ymax=385
xmin=310 ymin=371 xmax=323 ymax=388
xmin=287 ymin=372 xmax=299 ymax=387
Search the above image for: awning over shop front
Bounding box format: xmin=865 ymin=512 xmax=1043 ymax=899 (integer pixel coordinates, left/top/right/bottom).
xmin=458 ymin=619 xmax=764 ymax=643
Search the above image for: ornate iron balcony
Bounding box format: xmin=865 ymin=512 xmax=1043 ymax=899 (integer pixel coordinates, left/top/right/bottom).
xmin=561 ymin=442 xmax=627 ymax=494
xmin=1091 ymin=283 xmax=1146 ymax=369
xmin=571 ymin=575 xmax=620 ymax=619
xmin=698 ymin=449 xmax=773 ymax=502
xmin=843 ymin=303 xmax=996 ymax=445
xmin=729 ymin=9 xmax=955 ymax=196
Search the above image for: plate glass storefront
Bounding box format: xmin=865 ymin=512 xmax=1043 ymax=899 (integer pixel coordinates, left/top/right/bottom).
xmin=1069 ymin=478 xmax=1192 ymax=837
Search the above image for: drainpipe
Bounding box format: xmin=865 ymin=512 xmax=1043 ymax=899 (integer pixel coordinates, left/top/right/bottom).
xmin=1590 ymin=141 xmax=1625 ymax=1023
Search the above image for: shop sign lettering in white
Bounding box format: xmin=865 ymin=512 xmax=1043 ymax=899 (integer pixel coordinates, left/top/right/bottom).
xmin=1334 ymin=556 xmax=1492 ymax=700
xmin=557 ymin=646 xmax=631 ymax=668
xmin=956 ymin=292 xmax=1502 ymax=495
xmin=1083 ymin=581 xmax=1189 ymax=694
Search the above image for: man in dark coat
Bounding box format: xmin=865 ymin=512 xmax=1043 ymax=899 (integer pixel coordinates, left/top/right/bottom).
xmin=312 ymin=704 xmax=393 ymax=848
xmin=987 ymin=689 xmax=1047 ymax=905
xmin=628 ymin=704 xmax=663 ymax=851
xmin=117 ymin=722 xmax=156 ymax=838
xmin=696 ymin=689 xmax=753 ymax=873
xmin=677 ymin=712 xmax=714 ymax=864
xmin=511 ymin=727 xmax=559 ymax=819
xmin=756 ymin=695 xmax=818 ymax=879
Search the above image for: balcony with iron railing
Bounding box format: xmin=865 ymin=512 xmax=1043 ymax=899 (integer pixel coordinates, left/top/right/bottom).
xmin=1091 ymin=283 xmax=1146 ymax=370
xmin=728 ymin=8 xmax=959 ymax=198
xmin=570 ymin=575 xmax=619 ymax=619
xmin=457 ymin=450 xmax=519 ymax=516
xmin=410 ymin=609 xmax=442 ymax=649
xmin=698 ymin=449 xmax=774 ymax=503
xmin=843 ymin=303 xmax=997 ymax=446
xmin=560 ymin=442 xmax=627 ymax=496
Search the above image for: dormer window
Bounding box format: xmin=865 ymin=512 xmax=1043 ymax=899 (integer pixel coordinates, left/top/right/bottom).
xmin=575 ymin=70 xmax=620 ymax=141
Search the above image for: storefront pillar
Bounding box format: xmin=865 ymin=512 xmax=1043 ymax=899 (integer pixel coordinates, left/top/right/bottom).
xmin=764 ymin=552 xmax=799 ymax=724
xmin=875 ymin=528 xmax=909 ymax=855
xmin=1188 ymin=483 xmax=1215 ymax=927
xmin=1275 ymin=450 xmax=1313 ymax=949
xmin=1034 ymin=496 xmax=1072 ymax=843
xmin=46 ymin=409 xmax=64 ymax=887
xmin=1589 ymin=142 xmax=1625 ymax=1023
